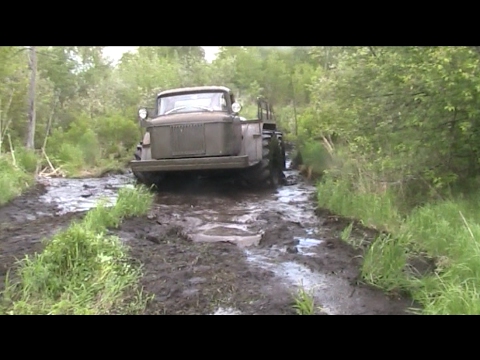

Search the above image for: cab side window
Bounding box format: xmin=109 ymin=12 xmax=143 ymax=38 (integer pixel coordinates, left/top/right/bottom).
xmin=220 ymin=94 xmax=227 ymax=111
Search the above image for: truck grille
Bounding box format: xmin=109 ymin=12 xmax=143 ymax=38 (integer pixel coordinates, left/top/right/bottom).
xmin=171 ymin=123 xmax=206 ymax=156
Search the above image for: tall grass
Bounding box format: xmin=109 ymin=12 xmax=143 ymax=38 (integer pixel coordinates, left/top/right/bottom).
xmin=310 ymin=142 xmax=480 ymax=314
xmin=1 ymin=185 xmax=154 ymax=315
xmin=401 ymin=202 xmax=480 ymax=314
xmin=317 ymin=176 xmax=402 ymax=233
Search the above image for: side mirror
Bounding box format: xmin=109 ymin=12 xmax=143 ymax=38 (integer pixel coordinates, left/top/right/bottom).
xmin=232 ymin=102 xmax=242 ymax=114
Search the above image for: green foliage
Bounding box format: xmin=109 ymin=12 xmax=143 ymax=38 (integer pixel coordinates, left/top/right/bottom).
xmin=0 ymin=154 xmax=34 ymax=206
xmin=307 ymin=46 xmax=480 ymax=192
xmin=15 ymin=148 xmax=39 ymax=173
xmin=2 ymin=185 xmax=154 ymax=315
xmin=55 ymin=143 xmax=85 ymax=174
xmin=298 ymin=140 xmax=332 ymax=176
xmin=45 ymin=112 xmax=139 ymax=176
xmin=95 ymin=113 xmax=139 ymax=155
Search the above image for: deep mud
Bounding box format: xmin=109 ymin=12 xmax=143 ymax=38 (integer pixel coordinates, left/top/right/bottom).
xmin=0 ymin=161 xmax=416 ymax=315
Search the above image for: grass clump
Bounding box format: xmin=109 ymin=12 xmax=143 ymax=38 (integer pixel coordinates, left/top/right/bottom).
xmin=360 ymin=234 xmax=410 ymax=293
xmin=292 ymin=283 xmax=322 ymax=315
xmin=83 ymin=186 xmax=153 ymax=233
xmin=1 ymin=185 xmax=154 ymax=315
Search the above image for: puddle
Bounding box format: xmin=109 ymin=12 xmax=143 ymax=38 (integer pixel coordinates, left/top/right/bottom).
xmin=244 ymin=246 xmax=398 ymax=315
xmin=246 ymin=250 xmax=336 ymax=315
xmin=212 ymin=307 xmax=242 ymax=315
xmin=189 ymin=224 xmax=263 ymax=248
xmin=190 ymin=233 xmax=263 ymax=248
xmin=39 ymin=175 xmax=134 ymax=215
xmin=296 ymin=237 xmax=323 ymax=256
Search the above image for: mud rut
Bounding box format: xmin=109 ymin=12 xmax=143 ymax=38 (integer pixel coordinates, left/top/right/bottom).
xmin=0 ymin=159 xmax=414 ymax=315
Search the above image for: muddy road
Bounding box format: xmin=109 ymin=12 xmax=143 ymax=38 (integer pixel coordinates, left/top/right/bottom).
xmin=0 ymin=160 xmax=415 ymax=315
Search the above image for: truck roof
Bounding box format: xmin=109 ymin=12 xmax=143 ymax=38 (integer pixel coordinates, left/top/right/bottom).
xmin=157 ymin=86 xmax=232 ymax=97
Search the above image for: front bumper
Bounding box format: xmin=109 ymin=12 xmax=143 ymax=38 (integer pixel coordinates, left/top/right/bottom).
xmin=129 ymin=155 xmax=250 ymax=172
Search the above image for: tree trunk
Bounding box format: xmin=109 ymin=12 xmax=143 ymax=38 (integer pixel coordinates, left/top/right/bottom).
xmin=291 ymin=75 xmax=298 ymax=136
xmin=42 ymin=93 xmax=59 ymax=151
xmin=0 ymin=90 xmax=14 ymax=154
xmin=26 ymin=46 xmax=37 ymax=149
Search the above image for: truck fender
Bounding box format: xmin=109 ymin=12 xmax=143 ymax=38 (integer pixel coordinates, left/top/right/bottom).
xmin=241 ymin=121 xmax=263 ymax=165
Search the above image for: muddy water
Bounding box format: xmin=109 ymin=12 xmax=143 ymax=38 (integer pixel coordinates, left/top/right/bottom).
xmin=37 ymin=175 xmax=135 ymax=215
xmin=34 ymin=163 xmax=409 ymax=315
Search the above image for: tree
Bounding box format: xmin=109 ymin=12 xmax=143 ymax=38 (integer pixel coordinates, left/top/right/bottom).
xmin=26 ymin=46 xmax=37 ymax=150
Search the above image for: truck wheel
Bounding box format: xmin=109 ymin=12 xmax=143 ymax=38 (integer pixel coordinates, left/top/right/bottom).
xmin=242 ymin=131 xmax=284 ymax=188
xmin=276 ymin=131 xmax=287 ymax=170
xmin=132 ymin=148 xmax=163 ymax=188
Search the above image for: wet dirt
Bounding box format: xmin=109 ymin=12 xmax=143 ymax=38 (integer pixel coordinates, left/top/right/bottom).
xmin=0 ymin=160 xmax=415 ymax=315
xmin=0 ymin=183 xmax=82 ymax=290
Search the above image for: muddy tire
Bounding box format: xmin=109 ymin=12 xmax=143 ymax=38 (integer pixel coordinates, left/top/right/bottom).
xmin=276 ymin=131 xmax=287 ymax=170
xmin=241 ymin=131 xmax=285 ymax=189
xmin=132 ymin=147 xmax=164 ymax=188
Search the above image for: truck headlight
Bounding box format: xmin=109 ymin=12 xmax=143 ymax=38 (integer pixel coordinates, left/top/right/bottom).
xmin=138 ymin=108 xmax=148 ymax=120
xmin=232 ymin=102 xmax=242 ymax=113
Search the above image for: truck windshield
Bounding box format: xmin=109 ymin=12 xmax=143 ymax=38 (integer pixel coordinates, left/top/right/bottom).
xmin=157 ymin=91 xmax=228 ymax=116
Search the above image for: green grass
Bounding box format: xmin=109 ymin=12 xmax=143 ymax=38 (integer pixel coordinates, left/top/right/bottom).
xmin=317 ymin=176 xmax=402 ymax=233
xmin=1 ymin=185 xmax=154 ymax=315
xmin=400 ymin=201 xmax=480 ymax=314
xmin=360 ymin=234 xmax=410 ymax=293
xmin=292 ymin=284 xmax=317 ymax=315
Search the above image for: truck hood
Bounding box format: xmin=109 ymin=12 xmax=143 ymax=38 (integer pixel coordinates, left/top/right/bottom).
xmin=145 ymin=112 xmax=232 ymax=126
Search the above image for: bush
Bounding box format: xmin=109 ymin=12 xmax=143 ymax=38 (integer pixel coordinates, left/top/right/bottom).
xmin=15 ymin=148 xmax=39 ymax=173
xmin=299 ymin=140 xmax=332 ymax=176
xmin=0 ymin=154 xmax=34 ymax=206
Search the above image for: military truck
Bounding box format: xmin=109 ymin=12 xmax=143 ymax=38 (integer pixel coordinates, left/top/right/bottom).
xmin=130 ymin=85 xmax=286 ymax=188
